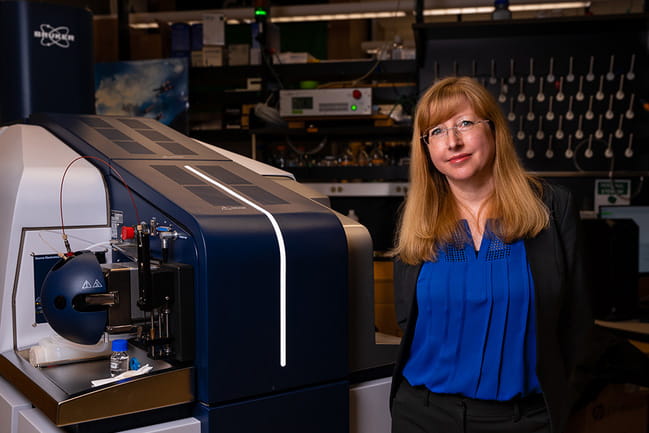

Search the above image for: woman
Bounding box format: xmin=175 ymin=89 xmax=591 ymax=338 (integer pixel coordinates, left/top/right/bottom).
xmin=390 ymin=76 xmax=591 ymax=433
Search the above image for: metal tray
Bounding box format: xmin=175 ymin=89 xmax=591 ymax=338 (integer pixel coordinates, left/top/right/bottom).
xmin=0 ymin=344 xmax=193 ymax=426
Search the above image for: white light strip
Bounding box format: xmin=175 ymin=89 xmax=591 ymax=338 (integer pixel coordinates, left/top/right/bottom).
xmin=510 ymin=1 xmax=591 ymax=11
xmin=130 ymin=22 xmax=161 ymax=29
xmin=127 ymin=1 xmax=592 ymax=28
xmin=271 ymin=11 xmax=406 ymax=23
xmin=184 ymin=165 xmax=288 ymax=367
xmin=422 ymin=6 xmax=492 ymax=15
xmin=270 ymin=2 xmax=591 ymax=22
xmin=422 ymin=2 xmax=589 ymax=16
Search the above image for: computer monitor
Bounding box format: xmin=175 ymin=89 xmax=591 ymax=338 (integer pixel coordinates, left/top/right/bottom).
xmin=599 ymin=205 xmax=649 ymax=274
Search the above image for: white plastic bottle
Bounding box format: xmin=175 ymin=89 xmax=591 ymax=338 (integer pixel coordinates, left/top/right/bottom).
xmin=347 ymin=209 xmax=360 ymax=221
xmin=110 ymin=339 xmax=129 ymax=377
xmin=29 ymin=334 xmax=112 ymax=367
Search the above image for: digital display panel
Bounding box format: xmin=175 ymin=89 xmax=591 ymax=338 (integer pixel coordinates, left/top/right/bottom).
xmin=292 ymin=96 xmax=313 ymax=110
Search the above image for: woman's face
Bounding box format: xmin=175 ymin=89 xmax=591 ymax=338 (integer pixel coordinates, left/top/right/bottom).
xmin=423 ymin=101 xmax=496 ymax=188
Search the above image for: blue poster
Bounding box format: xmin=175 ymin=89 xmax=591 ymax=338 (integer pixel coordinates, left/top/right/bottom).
xmin=94 ymin=57 xmax=188 ymax=125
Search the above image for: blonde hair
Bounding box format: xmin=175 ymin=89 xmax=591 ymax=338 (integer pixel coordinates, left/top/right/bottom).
xmin=395 ymin=76 xmax=549 ymax=264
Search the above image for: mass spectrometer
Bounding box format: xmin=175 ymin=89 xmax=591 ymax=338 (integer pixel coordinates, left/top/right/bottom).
xmin=0 ymin=114 xmax=397 ymax=433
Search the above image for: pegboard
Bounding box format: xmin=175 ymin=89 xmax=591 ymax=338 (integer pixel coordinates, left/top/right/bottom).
xmin=414 ymin=14 xmax=649 ymax=174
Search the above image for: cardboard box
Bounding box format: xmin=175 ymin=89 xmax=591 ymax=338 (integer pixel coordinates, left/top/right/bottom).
xmin=203 ymin=45 xmax=224 ymax=67
xmin=276 ymin=52 xmax=318 ymax=64
xmin=240 ymin=104 xmax=256 ymax=129
xmin=190 ymin=50 xmax=204 ymax=67
xmin=228 ymin=44 xmax=250 ymax=66
xmin=249 ymin=47 xmax=262 ymax=65
xmin=566 ymin=384 xmax=649 ymax=433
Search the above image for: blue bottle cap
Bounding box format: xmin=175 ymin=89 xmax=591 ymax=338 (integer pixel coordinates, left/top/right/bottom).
xmin=112 ymin=339 xmax=128 ymax=352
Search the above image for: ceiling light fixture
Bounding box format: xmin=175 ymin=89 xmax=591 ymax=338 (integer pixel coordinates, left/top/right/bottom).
xmin=510 ymin=1 xmax=591 ymax=11
xmin=127 ymin=1 xmax=593 ymax=29
xmin=422 ymin=2 xmax=589 ymax=16
xmin=271 ymin=11 xmax=407 ymax=23
xmin=276 ymin=2 xmax=591 ymax=22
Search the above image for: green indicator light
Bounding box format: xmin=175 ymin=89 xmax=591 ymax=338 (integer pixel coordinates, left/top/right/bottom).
xmin=255 ymin=8 xmax=267 ymax=16
xmin=351 ymin=104 xmax=358 ymax=111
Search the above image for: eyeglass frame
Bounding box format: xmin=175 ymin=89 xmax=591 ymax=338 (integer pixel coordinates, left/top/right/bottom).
xmin=420 ymin=119 xmax=491 ymax=146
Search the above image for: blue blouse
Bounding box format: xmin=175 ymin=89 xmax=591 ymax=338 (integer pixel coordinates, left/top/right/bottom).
xmin=402 ymin=221 xmax=541 ymax=401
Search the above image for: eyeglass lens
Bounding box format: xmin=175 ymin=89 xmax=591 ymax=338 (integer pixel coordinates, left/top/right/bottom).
xmin=423 ymin=120 xmax=486 ymax=144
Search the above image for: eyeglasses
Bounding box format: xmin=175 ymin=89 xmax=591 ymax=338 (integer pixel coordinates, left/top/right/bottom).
xmin=420 ymin=119 xmax=490 ymax=145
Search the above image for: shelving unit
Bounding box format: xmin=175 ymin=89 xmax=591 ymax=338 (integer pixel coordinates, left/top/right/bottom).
xmin=413 ymin=13 xmax=649 ymax=208
xmin=414 ymin=13 xmax=649 ymax=175
xmin=187 ymin=58 xmax=417 ymax=168
xmin=189 ymin=59 xmax=416 ymax=86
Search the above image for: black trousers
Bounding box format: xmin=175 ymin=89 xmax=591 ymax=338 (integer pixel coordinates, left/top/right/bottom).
xmin=391 ymin=379 xmax=551 ymax=433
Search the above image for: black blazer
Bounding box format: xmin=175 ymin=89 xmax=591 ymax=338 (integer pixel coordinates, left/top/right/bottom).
xmin=390 ymin=182 xmax=648 ymax=433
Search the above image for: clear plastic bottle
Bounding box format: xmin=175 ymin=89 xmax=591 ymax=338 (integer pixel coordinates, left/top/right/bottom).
xmin=391 ymin=35 xmax=404 ymax=60
xmin=369 ymin=143 xmax=386 ymax=166
xmin=492 ymin=0 xmax=512 ymax=20
xmin=338 ymin=146 xmax=355 ymax=166
xmin=110 ymin=339 xmax=129 ymax=377
xmin=357 ymin=148 xmax=370 ymax=167
xmin=273 ymin=144 xmax=287 ymax=168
